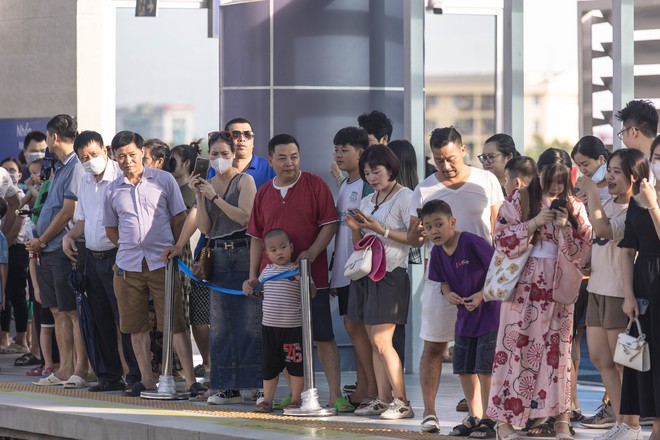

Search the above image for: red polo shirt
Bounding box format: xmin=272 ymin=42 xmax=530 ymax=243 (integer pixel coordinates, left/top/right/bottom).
xmin=247 ymin=171 xmax=338 ymax=288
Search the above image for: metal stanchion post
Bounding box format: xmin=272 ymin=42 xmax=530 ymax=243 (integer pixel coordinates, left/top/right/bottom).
xmin=142 ymin=258 xmax=189 ymax=400
xmin=283 ymin=259 xmax=336 ymax=416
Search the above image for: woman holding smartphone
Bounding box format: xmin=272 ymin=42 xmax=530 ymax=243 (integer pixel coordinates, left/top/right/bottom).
xmin=346 ymin=145 xmax=414 ymax=420
xmin=190 ymin=131 xmax=258 ymax=405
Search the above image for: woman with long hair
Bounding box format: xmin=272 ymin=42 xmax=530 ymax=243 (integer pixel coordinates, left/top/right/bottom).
xmin=479 ymin=134 xmax=520 ymax=194
xmin=487 ymin=148 xmax=592 ymax=440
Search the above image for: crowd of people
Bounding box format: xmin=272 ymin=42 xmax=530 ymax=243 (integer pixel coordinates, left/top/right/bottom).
xmin=0 ymin=101 xmax=658 ymax=439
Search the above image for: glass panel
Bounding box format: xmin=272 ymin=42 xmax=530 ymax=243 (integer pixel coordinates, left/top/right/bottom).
xmin=221 ymin=1 xmax=270 ymax=87
xmin=424 ymin=14 xmax=496 ymax=164
xmin=273 ymin=0 xmax=403 ymax=87
xmin=221 ymin=89 xmax=271 ymax=158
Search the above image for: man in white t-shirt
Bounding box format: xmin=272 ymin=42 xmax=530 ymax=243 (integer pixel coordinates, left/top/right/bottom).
xmin=407 ymin=126 xmax=503 ymax=432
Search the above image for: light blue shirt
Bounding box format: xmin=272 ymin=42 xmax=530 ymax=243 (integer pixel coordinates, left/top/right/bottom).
xmin=36 ymin=152 xmax=84 ymax=252
xmin=103 ymin=166 xmax=186 ymax=272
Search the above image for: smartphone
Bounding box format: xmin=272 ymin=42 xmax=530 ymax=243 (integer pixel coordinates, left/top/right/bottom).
xmin=550 ymin=199 xmax=567 ymax=210
xmin=193 ymin=158 xmax=210 ymax=179
xmin=637 ymin=298 xmax=649 ymax=316
xmin=348 ymin=209 xmax=365 ymax=223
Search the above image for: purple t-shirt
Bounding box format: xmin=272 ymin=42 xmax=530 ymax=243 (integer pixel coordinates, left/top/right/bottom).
xmin=428 ymin=231 xmax=500 ymax=337
xmin=103 ymin=166 xmax=187 ymax=272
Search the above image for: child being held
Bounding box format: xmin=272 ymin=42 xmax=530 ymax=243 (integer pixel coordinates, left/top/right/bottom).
xmin=253 ymin=228 xmax=316 ymax=413
xmin=419 ymin=199 xmax=500 ymax=438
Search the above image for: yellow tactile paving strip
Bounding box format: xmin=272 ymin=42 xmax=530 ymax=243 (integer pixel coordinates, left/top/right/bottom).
xmin=0 ymin=382 xmax=455 ymax=439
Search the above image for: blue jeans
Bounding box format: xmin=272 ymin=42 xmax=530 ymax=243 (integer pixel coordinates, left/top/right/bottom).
xmin=209 ymin=244 xmax=263 ymax=389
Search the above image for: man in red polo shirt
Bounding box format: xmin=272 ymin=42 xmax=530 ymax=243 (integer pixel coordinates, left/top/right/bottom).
xmin=244 ymin=133 xmax=351 ymax=412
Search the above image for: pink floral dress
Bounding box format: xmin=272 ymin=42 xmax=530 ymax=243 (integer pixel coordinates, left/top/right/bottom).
xmin=486 ymin=190 xmax=592 ymax=427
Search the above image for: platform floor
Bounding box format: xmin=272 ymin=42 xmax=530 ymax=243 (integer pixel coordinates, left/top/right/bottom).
xmin=0 ymin=350 xmax=642 ymax=440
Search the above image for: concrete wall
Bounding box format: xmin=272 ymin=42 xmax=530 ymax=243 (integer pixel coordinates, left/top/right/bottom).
xmin=0 ymin=0 xmax=77 ymax=118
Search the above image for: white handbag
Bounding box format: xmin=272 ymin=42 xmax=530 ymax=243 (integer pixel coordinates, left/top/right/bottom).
xmin=343 ymin=238 xmax=373 ymax=281
xmin=483 ymin=246 xmax=533 ymax=302
xmin=614 ymin=318 xmax=650 ymax=372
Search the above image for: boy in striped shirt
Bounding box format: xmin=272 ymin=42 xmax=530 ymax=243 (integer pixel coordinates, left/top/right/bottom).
xmin=253 ymin=228 xmax=316 ymax=412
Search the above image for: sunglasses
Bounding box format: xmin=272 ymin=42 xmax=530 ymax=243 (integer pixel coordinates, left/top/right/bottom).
xmin=207 ymin=131 xmax=232 ymax=143
xmin=225 ymin=130 xmax=254 ymax=141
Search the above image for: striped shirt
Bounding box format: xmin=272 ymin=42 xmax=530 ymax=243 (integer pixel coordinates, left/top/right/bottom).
xmin=259 ymin=263 xmax=302 ymax=328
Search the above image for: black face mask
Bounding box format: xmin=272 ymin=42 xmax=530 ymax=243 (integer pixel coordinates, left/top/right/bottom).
xmin=169 ymin=158 xmax=177 ymax=172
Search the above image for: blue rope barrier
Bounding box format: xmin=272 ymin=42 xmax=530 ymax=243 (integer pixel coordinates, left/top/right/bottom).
xmin=177 ymin=260 xmax=300 ymax=295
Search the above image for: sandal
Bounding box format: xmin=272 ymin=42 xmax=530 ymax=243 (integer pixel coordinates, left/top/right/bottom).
xmin=331 ymin=396 xmax=355 ymax=413
xmin=14 ymin=353 xmax=41 ymax=366
xmin=450 ymin=415 xmax=481 ymax=436
xmin=355 ymin=397 xmax=377 ymax=410
xmin=421 ymin=415 xmax=441 ymax=433
xmin=553 ymin=421 xmax=574 ymax=440
xmin=497 ymin=423 xmax=524 ymax=440
xmin=523 ymin=417 xmax=549 ymax=432
xmin=188 ymin=382 xmax=208 ymax=400
xmin=63 ymin=374 xmax=89 ymax=389
xmin=26 ymin=366 xmax=43 ymax=377
xmin=470 ymin=418 xmax=497 ymax=439
xmin=527 ymin=418 xmax=575 ymax=437
xmin=272 ymin=395 xmax=291 ymax=410
xmin=254 ymin=401 xmax=273 ymax=413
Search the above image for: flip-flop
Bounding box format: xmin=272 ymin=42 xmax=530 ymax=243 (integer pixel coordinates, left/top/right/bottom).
xmin=14 ymin=353 xmax=41 ymax=366
xmin=33 ymin=373 xmax=66 ymax=386
xmin=63 ymin=374 xmax=89 ymax=389
xmin=123 ymin=381 xmax=155 ymax=397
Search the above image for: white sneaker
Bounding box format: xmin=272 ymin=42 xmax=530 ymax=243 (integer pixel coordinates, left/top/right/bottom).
xmin=354 ymin=398 xmax=388 ymax=416
xmin=596 ymin=423 xmax=622 ymax=440
xmin=608 ymin=424 xmax=642 ymax=440
xmin=380 ymin=397 xmax=414 ymax=420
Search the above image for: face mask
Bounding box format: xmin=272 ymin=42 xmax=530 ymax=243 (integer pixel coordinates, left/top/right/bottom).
xmin=591 ymin=163 xmax=607 ymax=183
xmin=82 ymin=154 xmax=107 ymax=175
xmin=211 ymin=157 xmax=233 ymax=174
xmin=8 ymin=173 xmax=18 ymax=185
xmin=27 ymin=152 xmax=45 ymax=164
xmin=652 ymin=162 xmax=660 ymax=181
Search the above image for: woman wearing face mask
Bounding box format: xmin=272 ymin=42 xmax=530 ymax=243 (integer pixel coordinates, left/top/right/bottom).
xmin=189 ymin=131 xmax=258 ymax=405
xmin=573 ymin=136 xmax=610 ymax=206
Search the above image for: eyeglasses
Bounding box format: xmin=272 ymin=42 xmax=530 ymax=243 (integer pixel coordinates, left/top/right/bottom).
xmin=225 ymin=130 xmax=255 ymax=141
xmin=477 ymin=153 xmax=504 ymax=164
xmin=616 ymin=126 xmax=635 ymax=140
xmin=207 ymin=131 xmax=232 ymax=144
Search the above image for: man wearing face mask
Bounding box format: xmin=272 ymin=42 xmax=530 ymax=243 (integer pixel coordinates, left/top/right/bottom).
xmin=20 ymin=131 xmax=48 ymax=183
xmin=62 ymin=131 xmax=140 ymax=392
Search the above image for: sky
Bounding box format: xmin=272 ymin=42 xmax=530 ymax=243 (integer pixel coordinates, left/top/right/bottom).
xmin=116 ymin=2 xmax=579 ymax=138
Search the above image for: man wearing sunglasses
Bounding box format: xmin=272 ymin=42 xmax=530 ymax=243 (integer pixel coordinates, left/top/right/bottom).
xmin=207 ymin=118 xmax=274 ymax=189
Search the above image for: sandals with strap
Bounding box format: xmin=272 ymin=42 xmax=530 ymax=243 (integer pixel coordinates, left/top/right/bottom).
xmin=527 ymin=418 xmax=575 ymax=438
xmin=553 ymin=421 xmax=574 ymax=440
xmin=497 ymin=424 xmax=524 ymax=440
xmin=470 ymin=418 xmax=497 ymax=439
xmin=450 ymin=415 xmax=481 ymax=436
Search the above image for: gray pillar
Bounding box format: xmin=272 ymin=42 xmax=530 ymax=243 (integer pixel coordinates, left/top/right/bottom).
xmin=403 ymin=0 xmax=425 ymax=373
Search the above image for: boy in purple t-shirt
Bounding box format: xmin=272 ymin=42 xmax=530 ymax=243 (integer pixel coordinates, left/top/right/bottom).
xmin=420 ymin=199 xmax=500 ymax=438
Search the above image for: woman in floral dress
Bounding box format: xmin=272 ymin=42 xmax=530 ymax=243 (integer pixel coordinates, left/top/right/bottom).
xmin=487 ymin=148 xmax=592 ymax=440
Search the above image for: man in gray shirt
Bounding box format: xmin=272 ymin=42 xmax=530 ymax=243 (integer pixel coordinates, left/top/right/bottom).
xmin=27 ymin=114 xmax=87 ymax=388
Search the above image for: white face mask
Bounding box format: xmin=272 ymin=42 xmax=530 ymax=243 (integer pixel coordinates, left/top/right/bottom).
xmin=652 ymin=162 xmax=660 ymax=181
xmin=211 ymin=157 xmax=233 ymax=174
xmin=27 ymin=152 xmax=45 ymax=164
xmin=82 ymin=154 xmax=107 ymax=175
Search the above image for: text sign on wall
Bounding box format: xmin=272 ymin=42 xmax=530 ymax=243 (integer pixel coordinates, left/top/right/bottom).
xmin=0 ymin=118 xmax=49 ymax=159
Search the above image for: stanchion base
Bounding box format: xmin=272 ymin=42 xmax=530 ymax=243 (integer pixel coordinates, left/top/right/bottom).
xmin=282 ymin=407 xmax=337 ymax=417
xmin=140 ymin=391 xmax=190 ymax=400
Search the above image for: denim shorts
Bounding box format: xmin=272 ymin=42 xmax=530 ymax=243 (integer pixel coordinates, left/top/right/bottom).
xmin=452 ymin=330 xmax=498 ymax=375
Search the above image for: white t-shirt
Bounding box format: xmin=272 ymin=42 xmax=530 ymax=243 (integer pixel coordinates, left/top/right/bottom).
xmin=409 ymin=167 xmax=504 ymax=246
xmin=360 ymin=186 xmax=412 ymax=271
xmin=331 ymin=178 xmax=367 ymax=289
xmin=587 ymin=197 xmax=628 ymax=298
